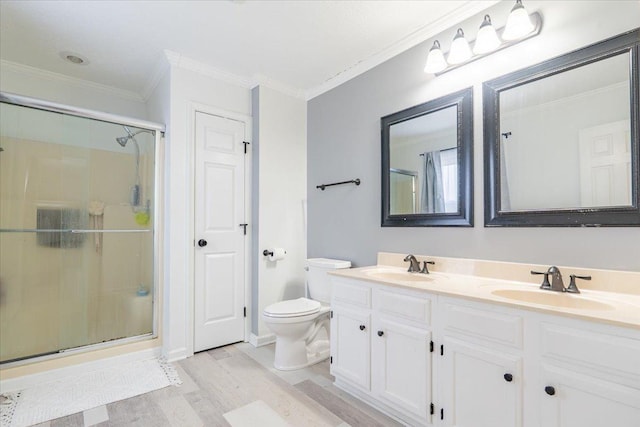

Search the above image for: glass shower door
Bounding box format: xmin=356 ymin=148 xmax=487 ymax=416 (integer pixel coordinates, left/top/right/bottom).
xmin=0 ymin=101 xmax=157 ymax=364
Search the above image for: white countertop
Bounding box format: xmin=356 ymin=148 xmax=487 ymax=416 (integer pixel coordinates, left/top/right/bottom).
xmin=330 ymin=265 xmax=640 ymax=329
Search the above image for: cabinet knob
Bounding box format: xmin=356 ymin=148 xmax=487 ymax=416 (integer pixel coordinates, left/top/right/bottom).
xmin=359 ymin=324 xmax=366 ymax=331
xmin=504 ymin=373 xmax=513 ymax=382
xmin=545 ymin=386 xmax=556 ymax=396
xmin=377 ymin=330 xmax=384 ymax=337
xmin=197 ymin=239 xmax=207 ymax=247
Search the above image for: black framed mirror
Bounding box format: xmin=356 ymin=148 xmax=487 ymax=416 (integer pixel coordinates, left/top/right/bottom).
xmin=483 ymin=29 xmax=640 ymax=227
xmin=381 ymin=87 xmax=473 ymax=227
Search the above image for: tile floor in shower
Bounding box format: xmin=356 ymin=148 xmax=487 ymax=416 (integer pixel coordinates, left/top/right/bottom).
xmin=33 ymin=343 xmax=401 ymax=427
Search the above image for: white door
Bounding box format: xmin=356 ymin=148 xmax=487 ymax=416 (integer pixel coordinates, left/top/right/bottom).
xmin=440 ymin=336 xmax=522 ymax=427
xmin=330 ymin=305 xmax=371 ymax=390
xmin=371 ymin=317 xmax=431 ymax=424
xmin=194 ymin=111 xmax=247 ymax=352
xmin=579 ymin=120 xmax=631 ymax=207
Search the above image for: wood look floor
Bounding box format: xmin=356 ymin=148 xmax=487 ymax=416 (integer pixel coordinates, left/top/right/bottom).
xmin=33 ymin=343 xmax=402 ymax=427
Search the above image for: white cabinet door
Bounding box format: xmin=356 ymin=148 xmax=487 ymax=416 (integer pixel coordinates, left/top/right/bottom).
xmin=330 ymin=305 xmax=371 ymax=391
xmin=539 ymin=364 xmax=640 ymax=427
xmin=372 ymin=317 xmax=432 ymax=424
xmin=440 ymin=336 xmax=522 ymax=427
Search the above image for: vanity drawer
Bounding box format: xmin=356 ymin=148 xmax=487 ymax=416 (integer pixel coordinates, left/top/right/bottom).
xmin=539 ymin=323 xmax=640 ymax=381
xmin=332 ymin=280 xmax=371 ymax=308
xmin=374 ymin=289 xmax=431 ymax=327
xmin=441 ymin=299 xmax=523 ymax=349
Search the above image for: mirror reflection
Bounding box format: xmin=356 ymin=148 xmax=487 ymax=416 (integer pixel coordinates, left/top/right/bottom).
xmin=382 ymin=87 xmax=473 ymax=227
xmin=389 ymin=105 xmax=458 ymax=215
xmin=499 ymin=52 xmax=632 ymax=211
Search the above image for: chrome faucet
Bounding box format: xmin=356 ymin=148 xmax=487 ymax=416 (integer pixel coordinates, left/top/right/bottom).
xmin=531 ymin=266 xmax=565 ymax=292
xmin=420 ymin=260 xmax=435 ymax=274
xmin=547 ymin=266 xmax=565 ymax=292
xmin=404 ymin=254 xmax=421 ymax=273
xmin=531 ymin=266 xmax=591 ymax=293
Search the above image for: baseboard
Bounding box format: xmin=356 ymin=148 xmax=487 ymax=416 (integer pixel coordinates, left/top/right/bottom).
xmin=162 ymin=346 xmax=190 ymax=363
xmin=0 ymin=347 xmax=161 ymax=393
xmin=249 ymin=333 xmax=276 ymax=347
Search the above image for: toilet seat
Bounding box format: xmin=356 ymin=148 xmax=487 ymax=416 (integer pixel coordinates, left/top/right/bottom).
xmin=264 ymin=297 xmax=321 ymax=318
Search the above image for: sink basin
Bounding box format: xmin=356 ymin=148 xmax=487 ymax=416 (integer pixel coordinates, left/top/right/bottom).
xmin=491 ymin=289 xmax=614 ymax=311
xmin=365 ymin=269 xmax=433 ymax=283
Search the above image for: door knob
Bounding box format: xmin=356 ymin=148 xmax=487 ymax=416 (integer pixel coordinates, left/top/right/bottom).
xmin=504 ymin=373 xmax=513 ymax=382
xmin=359 ymin=325 xmax=366 ymax=331
xmin=545 ymin=386 xmax=556 ymax=396
xmin=377 ymin=330 xmax=384 ymax=337
xmin=198 ymin=239 xmax=207 ymax=247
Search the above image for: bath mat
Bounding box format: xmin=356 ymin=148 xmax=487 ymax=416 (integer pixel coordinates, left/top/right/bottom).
xmin=0 ymin=357 xmax=181 ymax=427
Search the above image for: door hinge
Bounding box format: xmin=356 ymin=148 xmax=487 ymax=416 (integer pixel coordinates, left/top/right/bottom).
xmin=243 ymin=141 xmax=250 ymax=154
xmin=330 ymin=310 xmax=333 ymax=318
xmin=440 ymin=408 xmax=444 ymax=420
xmin=440 ymin=344 xmax=444 ymax=356
xmin=430 ymin=340 xmax=434 ymax=353
xmin=330 ymin=356 xmax=333 ymax=364
xmin=243 ymin=307 xmax=247 ymax=317
xmin=430 ymin=403 xmax=434 ymax=415
xmin=239 ymin=223 xmax=248 ymax=235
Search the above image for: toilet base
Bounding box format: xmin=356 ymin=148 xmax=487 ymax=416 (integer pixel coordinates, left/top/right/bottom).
xmin=273 ymin=338 xmax=330 ymax=371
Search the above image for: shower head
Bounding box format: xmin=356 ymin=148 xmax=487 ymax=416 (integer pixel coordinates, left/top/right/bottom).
xmin=116 ymin=136 xmax=130 ymax=147
xmin=116 ymin=126 xmax=153 ymax=147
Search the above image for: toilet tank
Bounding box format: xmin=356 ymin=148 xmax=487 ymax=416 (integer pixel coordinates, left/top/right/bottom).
xmin=306 ymin=258 xmax=351 ymax=304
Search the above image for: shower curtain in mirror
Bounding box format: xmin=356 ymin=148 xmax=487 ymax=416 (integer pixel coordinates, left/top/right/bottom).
xmin=420 ymin=151 xmax=445 ymax=213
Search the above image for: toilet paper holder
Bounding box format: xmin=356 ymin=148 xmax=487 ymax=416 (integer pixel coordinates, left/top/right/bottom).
xmin=263 ymin=248 xmax=286 ymax=260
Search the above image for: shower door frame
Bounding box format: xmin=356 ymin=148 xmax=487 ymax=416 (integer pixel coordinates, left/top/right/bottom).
xmin=0 ymin=91 xmax=165 ymax=367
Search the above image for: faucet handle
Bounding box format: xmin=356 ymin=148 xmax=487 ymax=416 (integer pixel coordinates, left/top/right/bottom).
xmin=531 ymin=270 xmax=551 ymax=290
xmin=420 ymin=261 xmax=435 ymax=274
xmin=567 ymin=274 xmax=591 ymax=294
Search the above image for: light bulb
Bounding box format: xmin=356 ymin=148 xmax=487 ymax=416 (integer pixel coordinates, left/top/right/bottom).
xmin=424 ymin=40 xmax=447 ymax=73
xmin=474 ymin=15 xmax=501 ymax=55
xmin=447 ymin=28 xmax=472 ymax=65
xmin=503 ymin=0 xmax=535 ymax=41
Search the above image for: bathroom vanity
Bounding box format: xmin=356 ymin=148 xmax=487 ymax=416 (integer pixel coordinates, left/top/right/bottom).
xmin=328 ymin=253 xmax=640 ymax=427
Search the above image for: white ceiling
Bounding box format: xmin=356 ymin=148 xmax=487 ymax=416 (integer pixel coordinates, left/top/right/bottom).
xmin=0 ymin=0 xmax=496 ymax=100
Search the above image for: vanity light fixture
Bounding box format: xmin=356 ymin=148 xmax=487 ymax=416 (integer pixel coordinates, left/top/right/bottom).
xmin=473 ymin=15 xmax=501 ymax=55
xmin=424 ymin=0 xmax=541 ymax=75
xmin=423 ymin=40 xmax=447 ymax=73
xmin=447 ymin=29 xmax=473 ymax=65
xmin=503 ymin=0 xmax=535 ymax=40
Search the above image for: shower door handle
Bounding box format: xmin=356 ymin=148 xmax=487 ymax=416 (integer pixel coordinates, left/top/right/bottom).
xmin=197 ymin=239 xmax=207 ymax=247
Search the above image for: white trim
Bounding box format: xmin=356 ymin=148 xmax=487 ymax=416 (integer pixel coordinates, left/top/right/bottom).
xmin=251 ymin=74 xmax=306 ymax=100
xmin=0 ymin=348 xmax=161 ymax=393
xmin=163 ymin=347 xmax=190 ymax=363
xmin=0 ymin=59 xmax=145 ymax=103
xmin=249 ymin=333 xmax=276 ymax=348
xmin=165 ymin=50 xmax=253 ymax=90
xmin=141 ymin=55 xmax=171 ymax=102
xmin=188 ymin=102 xmax=253 ymax=356
xmin=304 ymin=0 xmax=499 ymax=100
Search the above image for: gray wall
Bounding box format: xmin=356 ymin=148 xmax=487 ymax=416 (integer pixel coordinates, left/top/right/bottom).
xmin=307 ymin=1 xmax=640 ymax=271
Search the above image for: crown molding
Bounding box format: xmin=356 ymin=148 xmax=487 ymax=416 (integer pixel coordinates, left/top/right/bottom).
xmin=162 ymin=49 xmax=253 ymax=89
xmin=305 ymin=0 xmax=499 ymax=100
xmin=250 ymin=74 xmax=306 ymax=99
xmin=0 ymin=59 xmax=145 ymax=103
xmin=140 ymin=54 xmax=171 ymax=101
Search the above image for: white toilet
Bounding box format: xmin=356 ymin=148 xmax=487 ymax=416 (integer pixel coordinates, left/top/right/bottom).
xmin=263 ymin=258 xmax=351 ymax=371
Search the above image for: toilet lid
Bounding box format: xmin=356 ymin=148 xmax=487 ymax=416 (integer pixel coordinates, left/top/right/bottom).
xmin=263 ymin=297 xmax=321 ymax=318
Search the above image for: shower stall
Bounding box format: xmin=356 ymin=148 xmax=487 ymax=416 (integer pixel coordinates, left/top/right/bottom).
xmin=0 ymin=92 xmax=163 ymax=365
